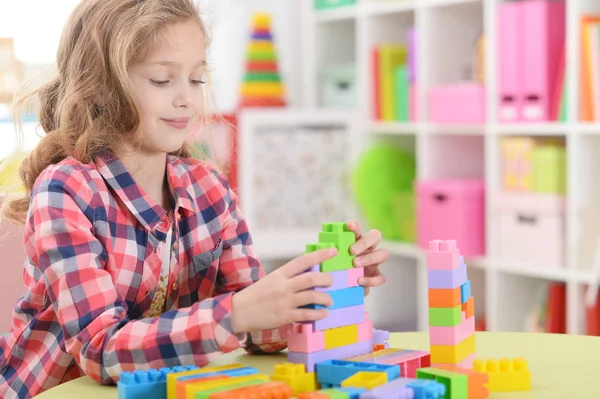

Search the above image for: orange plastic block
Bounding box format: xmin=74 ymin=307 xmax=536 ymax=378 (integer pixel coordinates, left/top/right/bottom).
xmin=373 ymin=344 xmax=385 ymax=351
xmin=429 ymin=287 xmax=462 ymax=308
xmin=209 ymin=381 xmax=293 ymax=398
xmin=462 ymin=296 xmax=475 ymax=319
xmin=434 ymin=365 xmax=489 ymax=399
xmin=297 ymin=393 xmax=329 ymax=399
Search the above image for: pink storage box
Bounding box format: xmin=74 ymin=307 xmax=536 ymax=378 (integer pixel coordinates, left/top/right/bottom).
xmin=416 ymin=179 xmax=485 ymax=257
xmin=497 ymin=193 xmax=565 ymax=268
xmin=428 ymin=83 xmax=486 ymax=124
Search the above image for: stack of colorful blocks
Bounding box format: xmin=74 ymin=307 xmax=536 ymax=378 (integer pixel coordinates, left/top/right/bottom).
xmin=427 ymin=240 xmax=476 ymax=369
xmin=287 ymin=223 xmax=374 ymax=373
xmin=239 ymin=13 xmax=286 ymax=107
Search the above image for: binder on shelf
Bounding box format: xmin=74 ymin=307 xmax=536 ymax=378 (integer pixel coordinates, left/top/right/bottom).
xmin=379 ymin=44 xmax=406 ymax=121
xmin=498 ymin=1 xmax=522 ymax=122
xmin=521 ymin=0 xmax=565 ymax=122
xmin=372 ymin=46 xmax=382 ymax=120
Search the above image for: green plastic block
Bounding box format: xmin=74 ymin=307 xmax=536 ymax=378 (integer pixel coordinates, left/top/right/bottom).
xmin=195 ymin=379 xmax=266 ymax=399
xmin=246 ymin=51 xmax=276 ymax=61
xmin=243 ymin=72 xmax=281 ymax=83
xmin=532 ymin=145 xmax=566 ymax=194
xmin=314 ymin=0 xmax=356 ymax=10
xmin=416 ymin=367 xmax=468 ymax=399
xmin=318 ymin=222 xmax=356 ymax=272
xmin=319 ymin=388 xmax=350 ymax=398
xmin=429 ymin=306 xmax=462 ymax=327
xmin=306 ymin=242 xmax=337 ymax=253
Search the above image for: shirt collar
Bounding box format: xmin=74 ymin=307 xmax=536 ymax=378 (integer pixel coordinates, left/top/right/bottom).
xmin=95 ymin=150 xmax=198 ymax=231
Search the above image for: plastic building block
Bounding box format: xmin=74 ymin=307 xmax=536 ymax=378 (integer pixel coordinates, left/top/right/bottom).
xmin=428 ymin=287 xmax=462 ymax=308
xmin=341 ymin=371 xmax=387 ymax=389
xmin=373 ymin=329 xmax=390 ymax=345
xmin=429 ymin=306 xmax=462 ymax=327
xmin=433 ymin=365 xmax=489 ymax=399
xmin=167 ymin=365 xmax=254 ymax=399
xmin=289 ymin=318 xmax=372 ymax=353
xmin=325 ymin=324 xmax=360 ymax=349
xmin=118 ymin=365 xmax=197 ymax=399
xmin=433 ymin=352 xmax=476 ymax=370
xmin=315 ymin=359 xmax=400 ymax=386
xmin=461 ymin=281 xmax=471 ymax=303
xmin=462 ymin=297 xmax=475 ymax=319
xmin=208 ymin=381 xmax=293 ymax=399
xmin=304 ymin=305 xmax=365 ymax=331
xmin=315 ymin=266 xmax=364 ymax=292
xmin=288 ymin=339 xmax=373 ymax=372
xmin=184 ymin=375 xmax=270 ymax=399
xmin=174 ymin=376 xmax=229 ymax=399
xmin=316 ymin=222 xmax=356 ymax=272
xmin=430 ymin=334 xmax=476 ymax=364
xmin=302 ymin=286 xmax=365 ymax=310
xmin=473 ymin=358 xmax=531 ymax=392
xmin=373 ymin=344 xmax=385 ymax=351
xmin=297 ymin=393 xmax=330 ymax=399
xmin=427 ymin=240 xmax=460 ymax=270
xmin=192 ymin=379 xmax=267 ymax=399
xmin=417 ymin=367 xmax=468 ymax=399
xmin=406 ymin=378 xmax=447 ymax=399
xmin=357 ymin=377 xmax=417 ymax=399
xmin=428 ymin=261 xmax=467 ymax=289
xmin=429 ymin=316 xmax=475 ymax=346
xmin=272 ymin=362 xmax=319 ymax=394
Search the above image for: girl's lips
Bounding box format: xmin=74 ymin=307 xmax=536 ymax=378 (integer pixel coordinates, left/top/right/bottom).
xmin=161 ymin=118 xmax=190 ymax=129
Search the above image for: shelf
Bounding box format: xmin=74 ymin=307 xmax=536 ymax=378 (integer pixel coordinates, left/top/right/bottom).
xmin=490 ymin=259 xmax=574 ymax=282
xmin=425 ymin=123 xmax=487 ymax=135
xmin=495 ymin=123 xmax=568 ymax=136
xmin=366 ymin=0 xmax=417 ymax=15
xmin=314 ymin=6 xmax=357 ymax=22
xmin=577 ymin=123 xmax=600 ymax=135
xmin=369 ymin=121 xmax=420 ymax=135
xmin=425 ymin=0 xmax=483 ymax=8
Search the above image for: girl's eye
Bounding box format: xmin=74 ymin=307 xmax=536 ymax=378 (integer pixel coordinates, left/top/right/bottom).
xmin=191 ymin=79 xmax=206 ymax=85
xmin=150 ymin=79 xmax=169 ymax=86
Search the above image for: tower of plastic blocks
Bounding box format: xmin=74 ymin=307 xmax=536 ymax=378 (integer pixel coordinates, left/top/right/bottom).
xmin=287 ymin=222 xmax=374 ymax=374
xmin=239 ymin=13 xmax=286 ymax=107
xmin=427 ymin=240 xmax=476 ymax=368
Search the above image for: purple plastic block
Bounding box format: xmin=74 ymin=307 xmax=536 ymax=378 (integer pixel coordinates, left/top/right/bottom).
xmin=316 ymin=268 xmax=364 ymax=292
xmin=302 ymin=305 xmax=365 ymax=331
xmin=373 ymin=329 xmax=390 ymax=345
xmin=408 ymin=28 xmax=416 ymax=83
xmin=359 ymin=377 xmax=415 ymax=399
xmin=427 ymin=259 xmax=467 ymax=289
xmin=288 ymin=339 xmax=373 ymax=372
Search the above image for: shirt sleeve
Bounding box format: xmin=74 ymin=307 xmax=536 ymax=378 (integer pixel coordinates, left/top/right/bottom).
xmin=28 ymin=166 xmax=246 ymax=385
xmin=213 ymin=173 xmax=288 ymax=354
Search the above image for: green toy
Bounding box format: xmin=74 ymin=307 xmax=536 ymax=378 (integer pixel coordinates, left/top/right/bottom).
xmin=351 ymin=143 xmax=416 ymax=242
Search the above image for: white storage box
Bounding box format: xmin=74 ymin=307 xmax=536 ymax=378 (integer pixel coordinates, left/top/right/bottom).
xmin=497 ymin=193 xmax=566 ymax=268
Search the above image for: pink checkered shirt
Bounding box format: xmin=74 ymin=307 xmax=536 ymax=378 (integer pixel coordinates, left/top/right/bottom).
xmin=0 ymin=150 xmax=287 ymax=398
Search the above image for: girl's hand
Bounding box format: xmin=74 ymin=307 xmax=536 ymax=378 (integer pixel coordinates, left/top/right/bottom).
xmin=231 ymin=247 xmax=337 ymax=333
xmin=346 ymin=220 xmax=389 ymax=296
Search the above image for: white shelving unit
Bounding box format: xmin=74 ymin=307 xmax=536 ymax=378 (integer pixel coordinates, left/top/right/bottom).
xmin=290 ymin=0 xmax=600 ymax=335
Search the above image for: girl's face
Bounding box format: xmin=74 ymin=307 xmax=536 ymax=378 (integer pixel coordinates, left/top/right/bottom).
xmin=128 ymin=19 xmax=206 ymax=155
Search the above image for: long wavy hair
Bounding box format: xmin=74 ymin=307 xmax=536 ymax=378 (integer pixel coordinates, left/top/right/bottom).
xmin=1 ymin=0 xmax=216 ymax=225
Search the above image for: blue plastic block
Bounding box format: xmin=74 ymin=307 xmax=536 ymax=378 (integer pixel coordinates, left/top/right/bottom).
xmin=406 ymin=379 xmax=446 ymax=399
xmin=176 ymin=366 xmax=258 ymax=382
xmin=118 ymin=365 xmax=197 ymax=399
xmin=315 ymin=359 xmax=401 ymax=386
xmin=301 ymin=286 xmax=365 ymax=310
xmin=337 ymin=387 xmax=367 ymax=398
xmin=461 ymin=280 xmax=471 ymax=304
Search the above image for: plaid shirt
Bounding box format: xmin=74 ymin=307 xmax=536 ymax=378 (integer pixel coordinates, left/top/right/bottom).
xmin=0 ymin=150 xmax=287 ymax=398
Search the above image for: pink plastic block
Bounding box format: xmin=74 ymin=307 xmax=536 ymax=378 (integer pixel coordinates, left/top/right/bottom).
xmin=498 ymin=1 xmax=523 ymax=121
xmin=429 ymin=316 xmax=475 ymax=345
xmin=432 ymin=352 xmax=476 ymax=370
xmin=289 ymin=316 xmax=373 ymax=353
xmin=416 ymin=179 xmax=485 ymax=257
xmin=428 ymin=83 xmax=486 ymax=124
xmin=288 ymin=339 xmax=373 ymax=372
xmin=303 ymin=305 xmax=365 ymax=331
xmin=522 ymin=0 xmax=565 ymax=121
xmin=427 ymin=259 xmax=467 ymax=289
xmin=373 ymin=350 xmax=430 ymax=366
xmin=427 ymin=240 xmax=460 ymax=270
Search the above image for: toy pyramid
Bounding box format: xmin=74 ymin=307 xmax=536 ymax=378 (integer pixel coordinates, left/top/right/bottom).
xmin=287 ymin=223 xmax=372 ymax=374
xmin=426 ymin=240 xmax=476 ymax=368
xmin=239 ymin=13 xmax=286 ymax=107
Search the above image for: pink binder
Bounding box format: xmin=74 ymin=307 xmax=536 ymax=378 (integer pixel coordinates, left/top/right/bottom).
xmin=498 ymin=2 xmax=522 ymax=122
xmin=522 ymin=0 xmax=566 ymax=121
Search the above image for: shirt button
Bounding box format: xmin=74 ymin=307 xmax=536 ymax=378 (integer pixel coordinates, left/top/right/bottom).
xmin=173 ymin=242 xmax=179 ymax=250
xmin=171 ymin=282 xmax=178 ymax=291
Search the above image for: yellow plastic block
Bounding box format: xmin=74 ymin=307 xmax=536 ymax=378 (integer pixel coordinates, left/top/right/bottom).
xmin=271 ymin=363 xmax=318 ymax=394
xmin=248 ymin=42 xmax=275 ymax=53
xmin=240 ymin=82 xmax=285 ymax=97
xmin=324 ymin=324 xmax=359 ymax=350
xmin=166 ymin=364 xmax=243 ymax=399
xmin=430 ymin=334 xmax=476 ymax=364
xmin=341 ymin=371 xmax=388 ymax=389
xmin=473 ymin=358 xmax=531 ymax=392
xmin=185 ymin=374 xmax=270 ymax=399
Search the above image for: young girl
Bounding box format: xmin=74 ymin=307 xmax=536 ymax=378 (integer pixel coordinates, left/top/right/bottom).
xmin=0 ymin=0 xmax=389 ymax=397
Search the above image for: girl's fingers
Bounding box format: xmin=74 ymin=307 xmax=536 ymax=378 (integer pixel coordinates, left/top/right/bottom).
xmin=351 ymin=229 xmax=383 ymax=256
xmin=281 ymin=247 xmax=338 ymax=278
xmin=293 ymin=289 xmax=333 ymax=309
xmin=354 ymin=248 xmax=390 ymax=268
xmin=359 ymin=274 xmax=386 ymax=288
xmin=289 ymin=307 xmax=330 ymax=323
xmin=291 ymin=271 xmax=333 ymax=292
